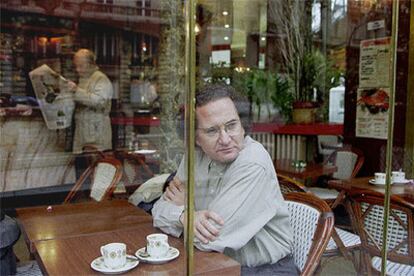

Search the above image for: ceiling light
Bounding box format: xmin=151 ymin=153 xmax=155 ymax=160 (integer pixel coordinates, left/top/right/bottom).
xmin=224 ymin=36 xmax=229 ymax=41
xmin=222 ymin=11 xmax=228 ymax=16
xmin=261 ymin=37 xmax=266 ymax=41
xmin=224 ymin=24 xmax=230 ymax=28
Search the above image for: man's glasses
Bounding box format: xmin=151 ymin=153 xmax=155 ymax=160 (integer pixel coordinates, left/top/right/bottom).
xmin=197 ymin=119 xmax=241 ymax=139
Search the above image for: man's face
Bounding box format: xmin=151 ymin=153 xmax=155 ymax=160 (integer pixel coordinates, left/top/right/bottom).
xmin=73 ymin=55 xmax=90 ymax=77
xmin=196 ymin=97 xmax=245 ymax=163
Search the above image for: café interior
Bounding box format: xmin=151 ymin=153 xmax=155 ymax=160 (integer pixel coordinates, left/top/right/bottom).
xmin=0 ymin=0 xmax=413 ymax=275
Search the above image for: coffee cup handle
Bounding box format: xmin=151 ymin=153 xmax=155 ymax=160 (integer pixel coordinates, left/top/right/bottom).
xmin=161 ymin=241 xmax=169 ymax=250
xmin=100 ymin=246 xmax=105 ymax=257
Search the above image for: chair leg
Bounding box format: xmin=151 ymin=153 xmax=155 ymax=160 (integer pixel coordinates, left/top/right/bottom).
xmin=313 ymin=261 xmax=324 ymax=275
xmin=359 ymin=250 xmax=372 ymax=276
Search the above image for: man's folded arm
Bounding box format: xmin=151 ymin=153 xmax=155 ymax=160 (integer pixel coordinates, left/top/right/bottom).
xmin=194 ymin=163 xmax=278 ymax=253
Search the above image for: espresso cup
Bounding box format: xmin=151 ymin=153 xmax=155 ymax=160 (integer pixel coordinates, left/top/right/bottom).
xmin=146 ymin=233 xmax=169 ymax=258
xmin=374 ymin=172 xmax=386 ymax=185
xmin=100 ymin=242 xmax=126 ymax=269
xmin=392 ymin=171 xmax=405 ymax=183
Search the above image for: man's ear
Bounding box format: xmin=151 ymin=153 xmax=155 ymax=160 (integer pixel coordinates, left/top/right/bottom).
xmin=195 ymin=133 xmax=201 ymax=147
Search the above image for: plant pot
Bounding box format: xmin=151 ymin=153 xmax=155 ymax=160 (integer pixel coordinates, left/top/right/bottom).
xmin=292 ymin=101 xmax=318 ymax=124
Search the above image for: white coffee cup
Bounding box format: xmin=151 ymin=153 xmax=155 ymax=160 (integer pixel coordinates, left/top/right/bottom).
xmin=374 ymin=172 xmax=386 ymax=185
xmin=146 ymin=233 xmax=170 ymax=258
xmin=392 ymin=171 xmax=405 ymax=183
xmin=100 ymin=242 xmax=126 ymax=269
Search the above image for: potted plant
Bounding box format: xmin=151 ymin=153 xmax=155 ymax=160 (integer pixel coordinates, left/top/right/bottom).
xmin=208 ymin=64 xmax=294 ymax=123
xmin=269 ymin=0 xmax=341 ymax=124
xmin=232 ymin=68 xmax=293 ymax=122
xmin=292 ymin=50 xmax=340 ymax=123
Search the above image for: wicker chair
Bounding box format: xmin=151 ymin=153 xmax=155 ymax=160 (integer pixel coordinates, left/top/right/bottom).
xmin=348 ymin=189 xmax=414 ymax=275
xmin=279 ymin=176 xmax=361 ymax=273
xmin=284 ymin=192 xmax=334 ymax=276
xmin=308 ymin=146 xmax=365 ymax=202
xmin=114 ymin=150 xmax=155 ymax=195
xmin=307 ymin=147 xmax=364 ymax=272
xmin=278 ymin=174 xmax=307 ymax=194
xmin=64 ymin=157 xmax=123 ymax=203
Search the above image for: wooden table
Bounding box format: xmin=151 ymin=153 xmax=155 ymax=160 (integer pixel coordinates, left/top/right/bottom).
xmin=17 ymin=200 xmax=152 ymax=253
xmin=275 ymin=159 xmax=337 ymax=182
xmin=34 ymin=224 xmax=240 ymax=275
xmin=328 ymin=176 xmax=414 ymax=203
xmin=17 ymin=200 xmax=241 ymax=275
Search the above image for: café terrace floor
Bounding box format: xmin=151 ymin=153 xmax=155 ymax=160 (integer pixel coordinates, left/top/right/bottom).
xmin=14 ymin=234 xmax=358 ymax=276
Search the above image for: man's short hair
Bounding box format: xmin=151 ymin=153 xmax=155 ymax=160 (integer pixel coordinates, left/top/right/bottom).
xmin=196 ymin=84 xmax=251 ymax=133
xmin=74 ymin=49 xmax=96 ymax=65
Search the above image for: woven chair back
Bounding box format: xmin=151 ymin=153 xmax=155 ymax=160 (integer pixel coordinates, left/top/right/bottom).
xmin=64 ymin=157 xmax=123 ymax=203
xmin=348 ymin=189 xmax=414 ymax=265
xmin=114 ymin=151 xmax=154 ymax=195
xmin=326 ymin=147 xmax=364 ymax=180
xmin=278 ymin=174 xmax=306 ymax=195
xmin=285 ymin=193 xmax=334 ymax=275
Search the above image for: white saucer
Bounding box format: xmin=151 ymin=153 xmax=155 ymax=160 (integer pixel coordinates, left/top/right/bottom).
xmin=369 ymin=179 xmax=411 ymax=185
xmin=392 ymin=179 xmax=411 ymax=184
xmin=134 ymin=149 xmax=156 ymax=155
xmin=135 ymin=247 xmax=179 ymax=264
xmin=369 ymin=179 xmax=385 ymax=185
xmin=90 ymin=255 xmax=139 ymax=274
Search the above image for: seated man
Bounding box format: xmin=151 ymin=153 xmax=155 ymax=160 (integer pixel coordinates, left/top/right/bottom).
xmin=152 ymin=84 xmax=297 ymax=275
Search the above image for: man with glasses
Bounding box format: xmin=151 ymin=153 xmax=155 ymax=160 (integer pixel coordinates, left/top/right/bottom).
xmin=152 ymin=84 xmax=297 ymax=275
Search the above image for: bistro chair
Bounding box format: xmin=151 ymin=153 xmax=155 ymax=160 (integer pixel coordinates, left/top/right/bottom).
xmin=321 ymin=224 xmax=362 ymax=273
xmin=278 ymin=174 xmax=307 ymax=194
xmin=281 ymin=179 xmax=362 ymax=274
xmin=114 ymin=150 xmax=154 ymax=195
xmin=64 ymin=157 xmax=123 ymax=203
xmin=309 ymin=147 xmax=365 ymax=259
xmin=284 ymin=192 xmax=334 ymax=275
xmin=308 ymin=146 xmax=365 ymax=203
xmin=317 ymin=135 xmax=342 ymax=162
xmin=348 ymin=189 xmax=414 ymax=275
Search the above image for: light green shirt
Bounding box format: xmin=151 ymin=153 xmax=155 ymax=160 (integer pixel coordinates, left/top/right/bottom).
xmin=152 ymin=136 xmax=293 ymax=267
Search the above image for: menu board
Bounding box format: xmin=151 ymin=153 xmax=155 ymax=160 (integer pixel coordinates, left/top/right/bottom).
xmin=359 ymin=37 xmax=391 ymax=88
xmin=356 ymin=37 xmax=391 ymax=139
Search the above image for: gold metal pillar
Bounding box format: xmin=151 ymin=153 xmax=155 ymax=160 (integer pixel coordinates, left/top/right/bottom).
xmin=381 ymin=0 xmax=400 ymax=275
xmin=184 ymin=0 xmax=196 ymax=275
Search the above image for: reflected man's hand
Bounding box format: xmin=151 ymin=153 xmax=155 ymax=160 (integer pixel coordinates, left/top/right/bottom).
xmin=164 ymin=176 xmax=185 ymax=206
xmin=67 ymin=81 xmax=77 ymax=92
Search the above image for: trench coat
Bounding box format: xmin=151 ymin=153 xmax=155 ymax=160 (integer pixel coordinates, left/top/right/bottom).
xmin=73 ymin=69 xmax=113 ymax=153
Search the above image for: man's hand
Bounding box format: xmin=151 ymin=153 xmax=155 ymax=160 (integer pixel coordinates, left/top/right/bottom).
xmin=164 ymin=176 xmax=185 ymax=206
xmin=67 ymin=81 xmax=77 ymax=92
xmin=180 ymin=210 xmax=224 ymax=244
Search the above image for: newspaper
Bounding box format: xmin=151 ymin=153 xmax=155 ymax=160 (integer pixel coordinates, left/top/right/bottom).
xmin=29 ymin=64 xmax=75 ymax=130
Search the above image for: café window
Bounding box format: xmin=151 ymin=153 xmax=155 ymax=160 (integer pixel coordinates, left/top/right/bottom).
xmin=0 ymin=1 xmax=413 ymax=275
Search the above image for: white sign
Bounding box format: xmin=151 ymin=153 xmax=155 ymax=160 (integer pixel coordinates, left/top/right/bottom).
xmin=359 ymin=37 xmax=391 ymax=88
xmin=367 ymin=20 xmax=385 ymax=31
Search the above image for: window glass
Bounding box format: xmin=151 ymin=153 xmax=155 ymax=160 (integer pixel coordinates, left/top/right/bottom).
xmin=1 ymin=1 xmax=187 ymax=274
xmin=194 ymin=0 xmax=412 ymax=274
xmin=1 ymin=0 xmax=412 ymax=275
